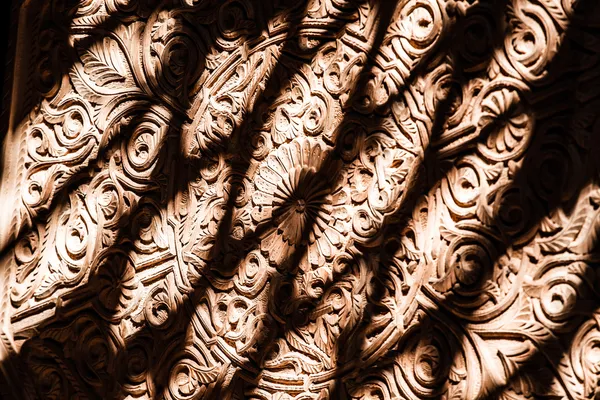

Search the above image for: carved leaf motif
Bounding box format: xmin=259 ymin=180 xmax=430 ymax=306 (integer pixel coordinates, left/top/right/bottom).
xmin=536 ymin=0 xmax=569 ymax=27
xmin=72 ymin=14 xmax=111 ymax=28
xmin=315 ymin=313 xmax=337 ymax=355
xmin=570 ymin=208 xmax=600 ymax=254
xmin=446 ymin=383 xmax=464 ymax=400
xmin=483 ymin=162 xmax=503 ymax=181
xmin=80 ymin=37 xmax=129 ymax=87
xmin=296 ymin=355 xmax=323 ymax=374
xmin=537 ymin=209 xmax=588 ymax=253
xmin=34 ymin=272 xmax=63 ymax=298
xmin=511 ymin=319 xmax=557 ymax=350
xmin=191 ymin=366 xmax=219 ymax=385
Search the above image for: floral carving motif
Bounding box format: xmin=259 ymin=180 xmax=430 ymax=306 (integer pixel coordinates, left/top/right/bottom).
xmin=252 ymin=138 xmax=349 ymax=271
xmin=0 ymin=0 xmax=598 ymax=399
xmin=477 ymin=86 xmax=533 ymax=161
xmin=93 ymin=251 xmax=139 ymax=318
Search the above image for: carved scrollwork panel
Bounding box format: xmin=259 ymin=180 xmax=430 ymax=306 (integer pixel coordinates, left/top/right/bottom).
xmin=0 ymin=0 xmax=599 ymax=399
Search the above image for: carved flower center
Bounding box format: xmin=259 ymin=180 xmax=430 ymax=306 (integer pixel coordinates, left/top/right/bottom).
xmin=294 ymin=199 xmax=307 ymax=213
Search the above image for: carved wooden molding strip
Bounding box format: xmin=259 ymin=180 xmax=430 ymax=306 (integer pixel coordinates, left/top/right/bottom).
xmin=0 ymin=0 xmax=599 ymax=399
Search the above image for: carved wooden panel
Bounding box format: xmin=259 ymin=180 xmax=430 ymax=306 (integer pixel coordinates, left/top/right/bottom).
xmin=0 ymin=0 xmax=599 ymax=399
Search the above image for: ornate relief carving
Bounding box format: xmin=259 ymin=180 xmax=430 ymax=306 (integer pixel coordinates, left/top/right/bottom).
xmin=0 ymin=0 xmax=599 ymax=399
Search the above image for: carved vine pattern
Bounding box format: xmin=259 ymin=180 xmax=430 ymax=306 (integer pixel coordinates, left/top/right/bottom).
xmin=0 ymin=0 xmax=599 ymax=399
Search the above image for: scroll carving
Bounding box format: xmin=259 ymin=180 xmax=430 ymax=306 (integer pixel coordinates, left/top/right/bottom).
xmin=0 ymin=0 xmax=599 ymax=399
